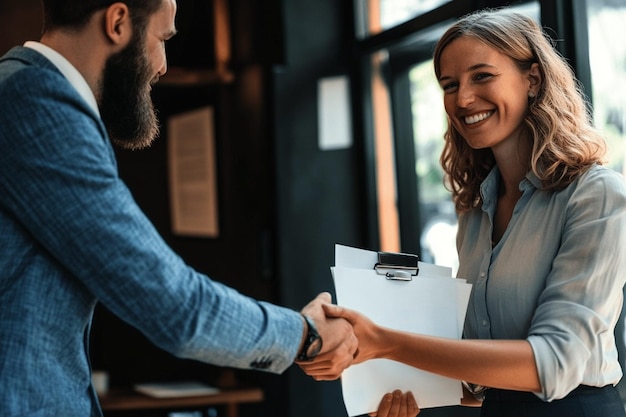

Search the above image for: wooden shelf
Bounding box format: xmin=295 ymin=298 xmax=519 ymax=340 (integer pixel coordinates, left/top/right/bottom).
xmin=99 ymin=386 xmax=263 ymax=417
xmin=158 ymin=0 xmax=234 ymax=87
xmin=158 ymin=67 xmax=235 ymax=86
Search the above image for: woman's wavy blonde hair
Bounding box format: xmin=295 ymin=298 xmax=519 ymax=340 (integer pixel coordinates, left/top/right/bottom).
xmin=433 ymin=8 xmax=606 ymax=212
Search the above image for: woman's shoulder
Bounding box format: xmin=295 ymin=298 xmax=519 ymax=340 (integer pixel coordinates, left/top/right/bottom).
xmin=579 ymin=164 xmax=626 ymax=189
xmin=568 ymin=164 xmax=626 ymax=206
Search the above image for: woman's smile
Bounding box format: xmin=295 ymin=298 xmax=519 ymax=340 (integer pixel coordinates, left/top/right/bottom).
xmin=464 ymin=111 xmax=494 ymax=125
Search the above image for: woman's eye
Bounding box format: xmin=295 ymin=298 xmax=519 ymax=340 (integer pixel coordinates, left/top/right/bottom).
xmin=475 ymin=72 xmax=493 ymax=81
xmin=441 ymin=82 xmax=458 ymax=92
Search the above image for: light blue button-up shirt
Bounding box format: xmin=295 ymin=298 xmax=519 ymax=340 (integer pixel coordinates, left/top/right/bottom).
xmin=457 ymin=164 xmax=626 ymax=401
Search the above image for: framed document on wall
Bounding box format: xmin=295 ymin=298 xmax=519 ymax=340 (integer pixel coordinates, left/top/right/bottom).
xmin=167 ymin=106 xmax=219 ymax=237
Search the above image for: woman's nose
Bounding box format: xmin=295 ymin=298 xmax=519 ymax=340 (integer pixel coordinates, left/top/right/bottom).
xmin=456 ymin=84 xmax=475 ymax=108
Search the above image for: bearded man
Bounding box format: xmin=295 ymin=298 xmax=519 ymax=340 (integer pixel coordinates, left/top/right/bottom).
xmin=0 ymin=1 xmax=357 ymax=416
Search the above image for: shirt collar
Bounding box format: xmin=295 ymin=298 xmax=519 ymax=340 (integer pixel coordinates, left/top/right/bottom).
xmin=479 ymin=167 xmax=541 ymax=213
xmin=23 ymin=41 xmax=100 ymax=116
xmin=524 ymin=171 xmax=543 ymax=190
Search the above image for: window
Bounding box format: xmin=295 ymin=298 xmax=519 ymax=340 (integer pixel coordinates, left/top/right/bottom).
xmin=355 ymin=0 xmax=451 ymax=38
xmin=587 ymin=0 xmax=626 ymax=175
xmin=409 ymin=58 xmax=455 ymax=267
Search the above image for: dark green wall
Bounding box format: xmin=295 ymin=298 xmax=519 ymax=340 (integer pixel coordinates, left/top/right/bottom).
xmin=270 ymin=0 xmax=367 ymax=415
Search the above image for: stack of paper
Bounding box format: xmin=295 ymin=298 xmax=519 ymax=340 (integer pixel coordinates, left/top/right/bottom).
xmin=331 ymin=244 xmax=472 ymax=416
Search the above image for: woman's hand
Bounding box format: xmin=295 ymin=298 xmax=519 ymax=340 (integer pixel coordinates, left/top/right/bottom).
xmin=322 ymin=302 xmax=384 ymax=364
xmin=369 ymin=390 xmax=419 ymax=417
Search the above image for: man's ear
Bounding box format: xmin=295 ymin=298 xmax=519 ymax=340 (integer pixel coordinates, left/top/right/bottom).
xmin=104 ymin=2 xmax=132 ymax=46
xmin=528 ymin=62 xmax=542 ymax=97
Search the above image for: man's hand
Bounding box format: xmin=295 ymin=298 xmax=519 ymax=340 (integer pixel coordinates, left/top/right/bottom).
xmin=296 ymin=292 xmax=358 ymax=380
xmin=369 ymin=390 xmax=419 ymax=417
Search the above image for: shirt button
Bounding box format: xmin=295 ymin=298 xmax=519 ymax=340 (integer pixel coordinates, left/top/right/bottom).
xmin=480 ymin=272 xmax=486 ymax=278
xmin=482 ymin=319 xmax=488 ymax=326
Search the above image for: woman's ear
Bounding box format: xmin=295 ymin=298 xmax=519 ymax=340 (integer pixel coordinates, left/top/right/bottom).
xmin=103 ymin=2 xmax=132 ymax=47
xmin=528 ymin=62 xmax=542 ymax=97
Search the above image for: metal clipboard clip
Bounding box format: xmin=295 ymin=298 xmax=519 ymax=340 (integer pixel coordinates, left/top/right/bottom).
xmin=374 ymin=251 xmax=419 ymax=281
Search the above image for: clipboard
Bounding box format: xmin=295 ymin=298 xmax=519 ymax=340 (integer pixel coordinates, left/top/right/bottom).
xmin=374 ymin=250 xmax=419 ymax=280
xmin=331 ymin=244 xmax=472 ymax=416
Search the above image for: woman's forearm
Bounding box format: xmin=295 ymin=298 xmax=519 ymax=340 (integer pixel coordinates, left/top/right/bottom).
xmin=378 ymin=327 xmax=541 ymax=393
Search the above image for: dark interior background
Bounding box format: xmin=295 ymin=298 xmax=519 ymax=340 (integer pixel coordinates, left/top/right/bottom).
xmin=0 ymin=1 xmax=370 ymax=416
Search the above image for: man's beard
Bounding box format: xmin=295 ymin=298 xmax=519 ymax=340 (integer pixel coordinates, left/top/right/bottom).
xmin=99 ymin=34 xmax=160 ymax=150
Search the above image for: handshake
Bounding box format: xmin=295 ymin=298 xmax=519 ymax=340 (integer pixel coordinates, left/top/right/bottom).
xmin=294 ymin=292 xmax=419 ymax=417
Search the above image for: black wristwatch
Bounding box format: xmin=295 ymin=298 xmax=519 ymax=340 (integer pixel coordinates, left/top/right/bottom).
xmin=296 ymin=314 xmax=323 ymax=362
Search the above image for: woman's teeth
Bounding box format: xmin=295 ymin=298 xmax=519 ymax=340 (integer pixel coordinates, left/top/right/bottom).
xmin=465 ymin=111 xmax=493 ymax=125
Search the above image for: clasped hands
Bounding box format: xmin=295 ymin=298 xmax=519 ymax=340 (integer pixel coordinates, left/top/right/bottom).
xmin=296 ymin=292 xmax=419 ymax=417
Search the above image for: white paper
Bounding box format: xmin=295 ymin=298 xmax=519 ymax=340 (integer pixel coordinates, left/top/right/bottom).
xmin=332 ymin=245 xmax=472 ymax=416
xmin=317 ymin=76 xmax=353 ymax=151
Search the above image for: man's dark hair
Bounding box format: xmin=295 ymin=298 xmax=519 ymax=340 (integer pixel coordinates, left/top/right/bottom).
xmin=41 ymin=0 xmax=163 ymax=31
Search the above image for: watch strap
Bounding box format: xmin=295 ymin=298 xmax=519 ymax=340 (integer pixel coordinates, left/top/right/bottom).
xmin=297 ymin=314 xmax=322 ymax=362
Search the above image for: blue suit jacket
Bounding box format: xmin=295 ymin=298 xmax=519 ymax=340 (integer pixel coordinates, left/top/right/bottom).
xmin=0 ymin=46 xmax=302 ymax=417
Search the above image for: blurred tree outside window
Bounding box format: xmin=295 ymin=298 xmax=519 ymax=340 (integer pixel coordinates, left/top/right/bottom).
xmin=587 ymin=0 xmax=626 ymax=175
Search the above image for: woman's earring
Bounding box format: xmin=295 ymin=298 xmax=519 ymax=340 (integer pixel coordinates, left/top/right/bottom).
xmin=528 ymin=91 xmax=536 ymax=98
